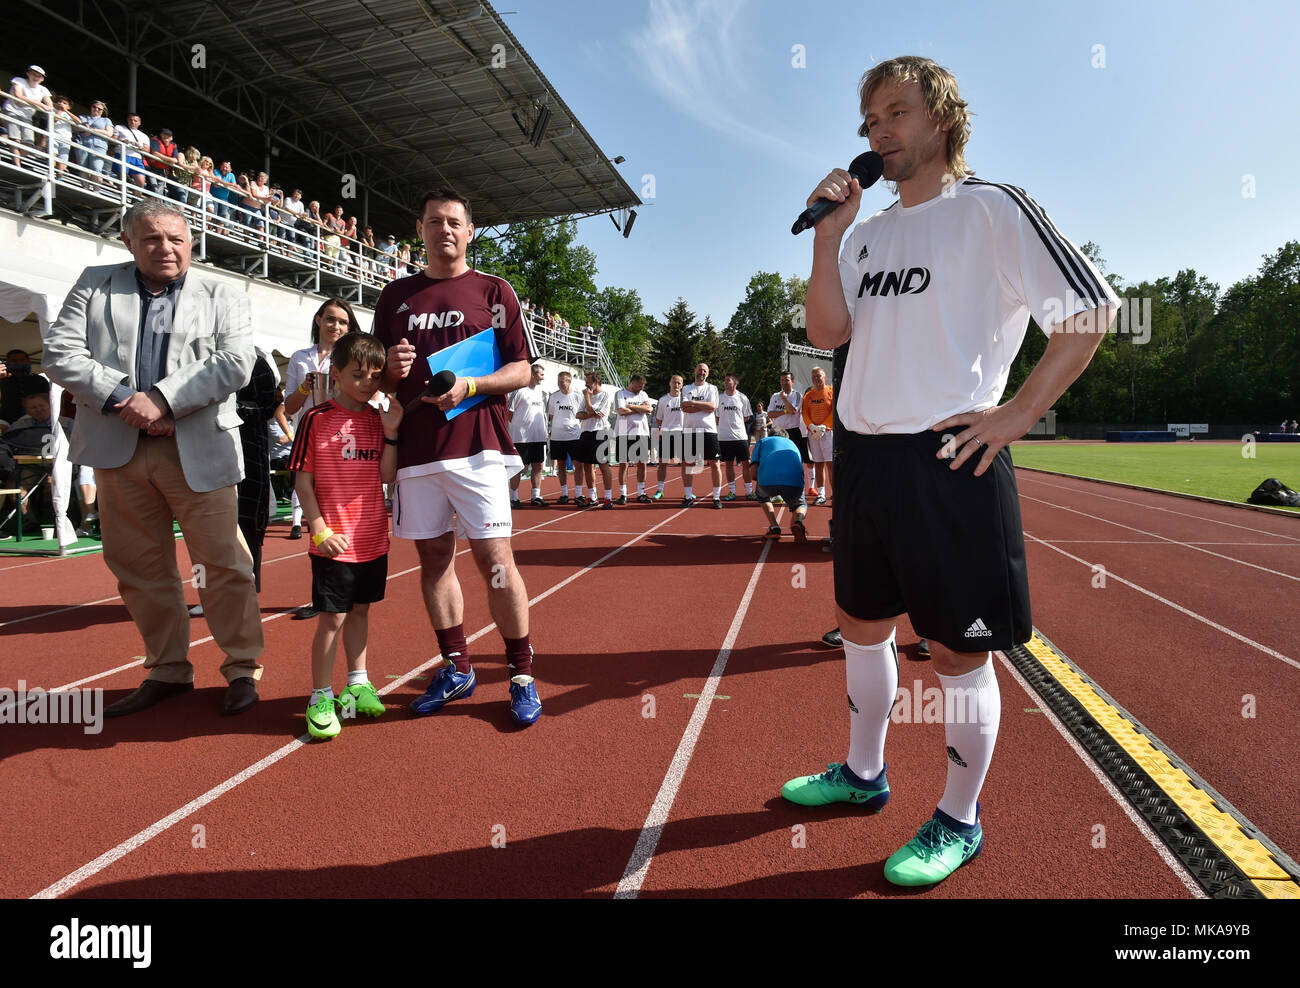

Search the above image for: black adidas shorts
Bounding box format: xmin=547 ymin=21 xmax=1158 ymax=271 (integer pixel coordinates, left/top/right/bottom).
xmin=516 ymin=441 xmax=547 ymax=465
xmin=574 ymin=430 xmax=612 ymax=465
xmin=831 ymin=430 xmax=1031 ymax=653
xmin=682 ymin=430 xmax=721 ymax=462
xmin=788 ymin=430 xmax=811 ymax=465
xmin=718 ymin=439 xmax=750 ymax=462
xmin=613 ymin=434 xmax=653 ymax=464
xmin=550 ymin=439 xmax=579 ymax=466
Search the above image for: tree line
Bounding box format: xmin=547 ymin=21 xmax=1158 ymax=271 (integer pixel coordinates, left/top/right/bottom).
xmin=472 ymin=218 xmax=1299 ymax=425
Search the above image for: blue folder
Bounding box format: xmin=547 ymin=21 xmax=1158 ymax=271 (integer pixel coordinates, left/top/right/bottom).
xmin=425 ymin=327 xmax=502 ymax=421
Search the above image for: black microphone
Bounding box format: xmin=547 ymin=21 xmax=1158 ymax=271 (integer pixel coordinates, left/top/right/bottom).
xmin=404 ymin=368 xmax=459 ymax=415
xmin=790 ymin=151 xmax=884 ymax=235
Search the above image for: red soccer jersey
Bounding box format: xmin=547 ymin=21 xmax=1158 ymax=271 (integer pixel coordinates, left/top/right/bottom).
xmin=287 ymin=400 xmax=389 ymax=563
xmin=371 ymin=269 xmax=535 ymax=477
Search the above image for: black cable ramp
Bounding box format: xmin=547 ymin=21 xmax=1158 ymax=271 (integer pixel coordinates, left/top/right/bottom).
xmin=1005 ymin=631 xmax=1300 ymax=899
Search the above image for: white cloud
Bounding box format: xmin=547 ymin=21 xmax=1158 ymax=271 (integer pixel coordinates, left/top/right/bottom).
xmin=629 ymin=0 xmax=822 ymax=168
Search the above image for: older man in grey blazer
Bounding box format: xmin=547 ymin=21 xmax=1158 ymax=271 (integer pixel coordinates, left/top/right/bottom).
xmin=43 ymin=198 xmax=265 ymax=717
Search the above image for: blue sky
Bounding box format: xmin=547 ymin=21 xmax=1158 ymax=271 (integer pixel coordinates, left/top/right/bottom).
xmin=504 ymin=0 xmax=1300 ymax=329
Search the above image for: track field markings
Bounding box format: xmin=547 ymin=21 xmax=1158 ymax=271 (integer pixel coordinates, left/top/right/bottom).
xmin=1017 ymin=475 xmax=1300 ymax=543
xmin=32 ymin=506 xmax=691 ymax=899
xmin=1020 ymin=494 xmax=1300 ymax=584
xmin=1025 ymin=534 xmax=1299 ymax=672
xmin=615 ymin=511 xmax=781 ymax=899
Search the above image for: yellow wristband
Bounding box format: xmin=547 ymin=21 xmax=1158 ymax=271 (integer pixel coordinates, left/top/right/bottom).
xmin=298 ymin=382 xmax=311 ymax=395
xmin=465 ymin=377 xmax=476 ymax=398
xmin=312 ymin=527 xmax=334 ymax=547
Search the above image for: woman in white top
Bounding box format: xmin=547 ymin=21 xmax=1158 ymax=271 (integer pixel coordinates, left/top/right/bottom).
xmin=4 ymin=65 xmax=53 ymax=169
xmin=283 ymin=297 xmax=361 ymax=540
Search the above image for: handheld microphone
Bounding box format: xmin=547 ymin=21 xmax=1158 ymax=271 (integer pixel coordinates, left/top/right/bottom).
xmin=791 ymin=151 xmax=884 ymax=235
xmin=404 ymin=368 xmax=459 ymax=415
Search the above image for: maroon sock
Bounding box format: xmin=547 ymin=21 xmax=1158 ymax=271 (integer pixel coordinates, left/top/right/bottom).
xmin=504 ymin=635 xmax=533 ymax=678
xmin=435 ymin=624 xmax=470 ymax=674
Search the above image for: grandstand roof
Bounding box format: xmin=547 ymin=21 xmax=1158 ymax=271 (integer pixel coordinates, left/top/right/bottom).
xmin=26 ymin=0 xmax=640 ymax=229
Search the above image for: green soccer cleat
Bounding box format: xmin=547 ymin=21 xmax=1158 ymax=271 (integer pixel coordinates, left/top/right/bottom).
xmin=781 ymin=762 xmax=890 ymax=810
xmin=884 ymin=808 xmax=983 ymax=886
xmin=341 ymin=681 xmax=386 ymax=717
xmin=306 ymin=694 xmax=341 ymax=740
xmin=652 ymin=490 xmax=664 ymax=501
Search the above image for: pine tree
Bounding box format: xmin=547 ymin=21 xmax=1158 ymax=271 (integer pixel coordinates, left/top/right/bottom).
xmin=647 ymin=298 xmax=701 ymax=394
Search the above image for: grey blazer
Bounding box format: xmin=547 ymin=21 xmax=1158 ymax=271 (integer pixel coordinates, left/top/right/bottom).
xmin=42 ymin=261 xmax=255 ymax=492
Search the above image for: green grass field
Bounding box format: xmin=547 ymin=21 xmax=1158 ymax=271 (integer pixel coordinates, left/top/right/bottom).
xmin=1009 ymin=441 xmax=1300 ymax=511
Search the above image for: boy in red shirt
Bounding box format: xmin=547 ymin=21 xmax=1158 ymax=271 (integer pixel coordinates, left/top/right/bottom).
xmin=289 ymin=332 xmax=402 ymax=740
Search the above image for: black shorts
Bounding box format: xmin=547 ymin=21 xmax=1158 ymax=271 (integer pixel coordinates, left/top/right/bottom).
xmin=718 ymin=439 xmax=750 ymax=463
xmin=831 ymin=430 xmax=1030 ymax=653
xmin=574 ymin=430 xmax=612 ymax=465
xmin=658 ymin=430 xmax=685 ymax=462
xmin=788 ymin=430 xmax=811 ymax=464
xmin=614 ymin=434 xmax=653 ymax=464
xmin=682 ymin=430 xmax=721 ymax=462
xmin=550 ymin=439 xmax=579 ymax=466
xmin=516 ymin=441 xmax=547 ymax=465
xmin=311 ymin=553 xmax=389 ymax=613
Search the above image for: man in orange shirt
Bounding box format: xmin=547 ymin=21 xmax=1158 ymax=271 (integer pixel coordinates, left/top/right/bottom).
xmin=802 ymin=365 xmax=834 ymax=504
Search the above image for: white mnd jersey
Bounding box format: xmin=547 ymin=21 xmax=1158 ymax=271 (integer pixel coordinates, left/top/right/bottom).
xmin=681 ymin=381 xmax=719 ymax=432
xmin=546 ymin=390 xmax=581 ymax=441
xmin=768 ymin=389 xmax=801 ymax=429
xmin=657 ymin=392 xmax=684 ymax=431
xmin=837 ymin=177 xmax=1118 ymax=434
xmin=580 ymin=387 xmax=612 ymax=433
xmin=508 ymin=385 xmax=548 ymax=443
xmin=614 ymin=388 xmax=653 ymax=437
xmin=717 ymin=391 xmax=752 ymax=441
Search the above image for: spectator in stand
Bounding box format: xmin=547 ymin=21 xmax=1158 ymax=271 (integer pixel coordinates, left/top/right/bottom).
xmin=282 ymin=188 xmax=307 ymax=250
xmin=268 ymin=186 xmax=294 ymax=246
xmin=521 ymin=296 xmax=532 ymax=317
xmin=613 ymin=373 xmax=654 ymax=503
xmin=246 ymin=171 xmax=272 ymax=232
xmin=74 ymin=99 xmax=114 ymax=184
xmin=145 ymin=127 xmax=181 ymax=196
xmin=507 ymin=363 xmax=550 ymax=507
xmin=303 ymin=200 xmax=325 ymax=256
xmin=397 ymin=240 xmax=412 ymax=274
xmin=190 ymin=155 xmax=215 ymax=211
xmin=546 ymin=370 xmax=581 ymax=503
xmin=416 ymin=245 xmax=427 ymax=269
xmin=360 ymin=225 xmax=376 ymax=276
xmin=46 ymin=94 xmax=79 ymax=180
xmin=4 ymin=65 xmax=53 ymax=169
xmin=1292 ymin=419 xmax=1299 ymax=434
xmin=322 ymin=206 xmax=345 ymax=270
xmin=211 ymin=159 xmax=237 ymax=224
xmin=174 ymin=146 xmax=200 ymax=204
xmin=343 ymin=215 xmax=360 ymax=277
xmin=112 ymin=112 xmax=150 ymax=188
xmin=653 ymin=374 xmax=685 ymax=500
xmin=718 ymin=372 xmax=754 ymax=500
xmin=380 ymin=234 xmax=398 ymax=277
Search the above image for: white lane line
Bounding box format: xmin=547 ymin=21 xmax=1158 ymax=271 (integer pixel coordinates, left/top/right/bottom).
xmin=1025 ymin=534 xmax=1300 ymax=672
xmin=1018 ymin=475 xmax=1300 ymax=543
xmin=615 ymin=512 xmax=781 ymax=899
xmin=1020 ymin=494 xmax=1300 ymax=584
xmin=32 ymin=507 xmax=692 ymax=899
xmin=996 ymin=652 xmax=1206 ymax=898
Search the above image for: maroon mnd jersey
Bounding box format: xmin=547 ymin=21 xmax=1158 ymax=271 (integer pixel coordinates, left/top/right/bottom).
xmin=372 ymin=269 xmax=536 ymax=478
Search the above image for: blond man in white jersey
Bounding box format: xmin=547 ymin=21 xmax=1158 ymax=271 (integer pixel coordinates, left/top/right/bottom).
xmin=782 ymin=55 xmax=1118 ymax=888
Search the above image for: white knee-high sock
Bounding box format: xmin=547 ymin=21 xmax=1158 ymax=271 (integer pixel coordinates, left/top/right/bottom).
xmin=936 ymin=655 xmax=1000 ymax=826
xmin=844 ymin=632 xmax=899 ymax=781
xmin=291 ymin=489 xmax=303 ymax=527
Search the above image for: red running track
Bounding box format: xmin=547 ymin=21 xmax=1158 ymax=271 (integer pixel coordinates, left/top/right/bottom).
xmin=3 ymin=466 xmax=1291 ymax=898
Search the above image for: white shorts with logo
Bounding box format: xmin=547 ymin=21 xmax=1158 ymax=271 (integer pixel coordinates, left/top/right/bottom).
xmin=392 ymin=455 xmax=516 ymax=541
xmin=807 ymin=428 xmax=834 ymax=463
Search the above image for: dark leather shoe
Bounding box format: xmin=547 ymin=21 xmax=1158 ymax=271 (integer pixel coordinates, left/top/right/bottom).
xmin=917 ymin=638 xmax=931 ymax=659
xmin=104 ymin=679 xmax=194 ymax=718
xmin=221 ymin=677 xmax=259 ymax=715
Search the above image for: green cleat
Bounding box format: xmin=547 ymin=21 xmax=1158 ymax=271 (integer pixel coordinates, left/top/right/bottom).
xmin=306 ymin=694 xmax=341 ymax=740
xmin=340 ymin=681 xmax=385 ymax=717
xmin=652 ymin=490 xmax=664 ymax=500
xmin=884 ymin=808 xmax=983 ymax=886
xmin=781 ymin=762 xmax=889 ymax=810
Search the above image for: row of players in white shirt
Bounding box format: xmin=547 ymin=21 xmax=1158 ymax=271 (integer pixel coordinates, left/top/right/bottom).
xmin=507 ymin=377 xmax=818 ymax=446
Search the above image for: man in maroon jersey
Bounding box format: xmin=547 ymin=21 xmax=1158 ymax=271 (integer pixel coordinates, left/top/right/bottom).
xmin=375 ymin=188 xmax=541 ymax=726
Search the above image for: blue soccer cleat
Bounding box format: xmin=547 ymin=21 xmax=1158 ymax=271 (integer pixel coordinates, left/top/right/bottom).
xmin=509 ymin=675 xmax=542 ymax=726
xmin=410 ymin=664 xmax=476 ymax=716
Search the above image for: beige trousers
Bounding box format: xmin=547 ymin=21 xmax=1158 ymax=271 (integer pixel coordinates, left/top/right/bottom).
xmin=97 ymin=435 xmax=264 ymax=684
